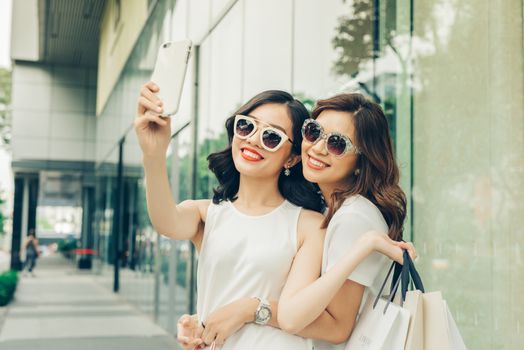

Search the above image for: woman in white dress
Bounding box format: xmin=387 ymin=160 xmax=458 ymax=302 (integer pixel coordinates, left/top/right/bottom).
xmin=177 ymin=93 xmax=412 ymax=349
xmin=136 ymin=85 xmax=317 ymax=350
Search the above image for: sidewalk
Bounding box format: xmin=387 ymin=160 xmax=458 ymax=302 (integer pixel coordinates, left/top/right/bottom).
xmin=0 ymin=254 xmax=180 ymax=350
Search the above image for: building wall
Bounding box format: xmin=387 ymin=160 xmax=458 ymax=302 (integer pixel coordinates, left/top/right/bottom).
xmin=96 ymin=0 xmax=149 ymax=116
xmin=11 ymin=63 xmax=97 ymax=163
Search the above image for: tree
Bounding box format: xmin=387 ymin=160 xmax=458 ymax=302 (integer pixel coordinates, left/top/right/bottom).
xmin=0 ymin=68 xmax=11 ymax=148
xmin=332 ymin=0 xmax=377 ymax=79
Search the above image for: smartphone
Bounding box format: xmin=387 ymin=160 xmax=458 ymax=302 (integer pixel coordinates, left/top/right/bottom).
xmin=150 ymin=39 xmax=192 ymax=117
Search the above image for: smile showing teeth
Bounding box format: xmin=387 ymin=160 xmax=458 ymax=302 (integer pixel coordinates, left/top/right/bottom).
xmin=242 ymin=148 xmax=262 ymax=160
xmin=309 ymin=156 xmax=327 ymax=168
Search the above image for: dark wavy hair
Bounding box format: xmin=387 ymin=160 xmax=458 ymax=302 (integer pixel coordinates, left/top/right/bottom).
xmin=207 ymin=90 xmax=323 ymax=213
xmin=312 ymin=93 xmax=407 ymax=241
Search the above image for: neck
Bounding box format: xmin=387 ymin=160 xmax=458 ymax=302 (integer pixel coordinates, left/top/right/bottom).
xmin=319 ymin=178 xmax=355 ymax=206
xmin=235 ymin=174 xmax=284 ymax=208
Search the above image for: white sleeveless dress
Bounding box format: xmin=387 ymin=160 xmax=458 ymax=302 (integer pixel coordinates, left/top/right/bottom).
xmin=197 ymin=200 xmax=311 ymax=350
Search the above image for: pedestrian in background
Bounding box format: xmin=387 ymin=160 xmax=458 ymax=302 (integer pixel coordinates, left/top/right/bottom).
xmin=23 ymin=229 xmax=40 ymax=276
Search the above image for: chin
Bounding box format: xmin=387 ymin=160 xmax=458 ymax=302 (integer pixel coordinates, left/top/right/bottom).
xmin=303 ymin=168 xmax=325 ymax=184
xmin=234 ymin=162 xmax=271 ymax=178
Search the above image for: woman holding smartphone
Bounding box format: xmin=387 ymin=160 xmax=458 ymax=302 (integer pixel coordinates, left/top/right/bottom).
xmin=177 ymin=93 xmax=412 ymax=350
xmin=135 ymin=84 xmax=413 ymax=349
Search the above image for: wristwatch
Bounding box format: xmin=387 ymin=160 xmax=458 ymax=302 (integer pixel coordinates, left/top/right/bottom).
xmin=254 ymin=298 xmax=272 ymax=325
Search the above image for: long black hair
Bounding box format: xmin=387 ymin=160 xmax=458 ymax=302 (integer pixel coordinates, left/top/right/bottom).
xmin=207 ymin=90 xmax=323 ymax=212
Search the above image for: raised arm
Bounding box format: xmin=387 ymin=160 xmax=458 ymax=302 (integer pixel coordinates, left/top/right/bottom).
xmin=135 ymin=82 xmax=209 ymax=242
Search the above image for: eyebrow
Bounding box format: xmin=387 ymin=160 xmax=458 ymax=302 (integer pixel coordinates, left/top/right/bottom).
xmin=247 ymin=114 xmax=287 ymax=133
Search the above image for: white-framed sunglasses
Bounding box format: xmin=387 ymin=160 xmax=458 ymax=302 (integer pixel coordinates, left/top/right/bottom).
xmin=301 ymin=118 xmax=360 ymax=157
xmin=233 ymin=115 xmax=293 ymax=152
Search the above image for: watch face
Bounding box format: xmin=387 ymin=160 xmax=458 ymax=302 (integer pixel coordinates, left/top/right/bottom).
xmin=256 ymin=304 xmax=271 ymax=324
xmin=259 ymin=308 xmax=270 ymax=320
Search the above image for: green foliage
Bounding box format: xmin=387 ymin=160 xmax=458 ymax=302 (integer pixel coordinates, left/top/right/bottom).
xmin=0 ymin=68 xmax=11 ymax=147
xmin=332 ymin=0 xmax=375 ymax=78
xmin=293 ymin=93 xmax=316 ymax=113
xmin=177 ymin=130 xmax=229 ymax=201
xmin=0 ymin=270 xmax=18 ymax=306
xmin=332 ymin=0 xmax=397 ymax=79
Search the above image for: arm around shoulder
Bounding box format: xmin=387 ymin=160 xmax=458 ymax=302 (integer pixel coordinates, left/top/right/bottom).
xmin=277 ymin=209 xmax=326 ymax=333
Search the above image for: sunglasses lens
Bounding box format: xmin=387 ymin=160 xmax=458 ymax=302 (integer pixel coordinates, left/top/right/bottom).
xmin=303 ymin=121 xmax=321 ymax=143
xmin=326 ymin=135 xmax=347 ymax=156
xmin=262 ymin=129 xmax=283 ymax=149
xmin=235 ymin=117 xmax=255 ymax=137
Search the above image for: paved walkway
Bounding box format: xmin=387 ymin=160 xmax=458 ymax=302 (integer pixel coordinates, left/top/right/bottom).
xmin=0 ymin=254 xmax=180 ymax=350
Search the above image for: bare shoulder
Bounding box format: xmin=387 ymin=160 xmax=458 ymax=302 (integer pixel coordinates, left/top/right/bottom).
xmin=297 ymin=209 xmax=326 ymax=246
xmin=179 ymin=199 xmax=212 ymax=222
xmin=299 ymin=208 xmax=325 ymax=226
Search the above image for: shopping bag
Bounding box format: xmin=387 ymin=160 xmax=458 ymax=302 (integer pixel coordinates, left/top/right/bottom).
xmin=423 ymin=292 xmax=467 ymax=350
xmin=345 ymin=295 xmax=408 ymax=349
xmin=445 ymin=301 xmax=467 ymax=350
xmin=403 ymin=290 xmax=424 ymax=350
xmin=399 ymin=250 xmax=468 ymax=350
xmin=345 ymin=260 xmax=411 ymax=350
xmin=383 ymin=301 xmax=411 ymax=349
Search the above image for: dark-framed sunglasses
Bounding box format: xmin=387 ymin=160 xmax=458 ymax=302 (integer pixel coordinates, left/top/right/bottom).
xmin=233 ymin=115 xmax=293 ymax=152
xmin=301 ymin=119 xmax=360 ymax=157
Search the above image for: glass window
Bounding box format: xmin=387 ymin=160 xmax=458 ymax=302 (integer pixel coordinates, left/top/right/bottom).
xmin=243 ymin=0 xmax=293 ymax=99
xmin=412 ymin=1 xmax=524 ymax=349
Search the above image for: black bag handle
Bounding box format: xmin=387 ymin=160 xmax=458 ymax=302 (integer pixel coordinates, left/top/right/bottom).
xmin=375 ymin=249 xmax=425 ymax=314
xmin=373 ymin=261 xmax=396 ymax=309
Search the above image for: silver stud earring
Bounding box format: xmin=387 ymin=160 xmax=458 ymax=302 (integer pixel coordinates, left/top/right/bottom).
xmin=284 ymin=168 xmax=291 ymax=176
xmin=354 ymin=169 xmax=361 ymax=176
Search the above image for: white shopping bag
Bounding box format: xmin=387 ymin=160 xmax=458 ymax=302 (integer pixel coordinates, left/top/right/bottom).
xmin=403 ymin=290 xmax=424 ymax=350
xmin=345 ymin=295 xmax=410 ymax=350
xmin=444 ymin=301 xmax=467 ymax=350
xmin=383 ymin=301 xmax=411 ymax=349
xmin=423 ymin=291 xmax=467 ymax=350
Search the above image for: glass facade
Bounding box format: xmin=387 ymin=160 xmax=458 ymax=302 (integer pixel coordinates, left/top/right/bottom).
xmin=92 ymin=0 xmax=524 ymax=349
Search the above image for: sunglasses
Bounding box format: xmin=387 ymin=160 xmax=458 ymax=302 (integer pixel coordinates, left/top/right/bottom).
xmin=301 ymin=119 xmax=360 ymax=157
xmin=233 ymin=115 xmax=293 ymax=152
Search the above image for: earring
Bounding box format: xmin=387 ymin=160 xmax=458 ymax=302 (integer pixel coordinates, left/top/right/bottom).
xmin=284 ymin=168 xmax=291 ymax=176
xmin=354 ymin=168 xmax=361 ymax=176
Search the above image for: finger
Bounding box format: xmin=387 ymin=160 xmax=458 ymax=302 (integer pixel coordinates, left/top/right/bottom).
xmin=397 ymin=242 xmax=417 ymax=260
xmin=202 ymin=328 xmax=217 ymax=346
xmin=177 ymin=335 xmax=190 ymax=345
xmin=177 ymin=334 xmax=194 ymax=346
xmin=177 ymin=327 xmax=192 ymax=339
xmin=191 ymin=338 xmax=203 ymax=347
xmin=145 ymin=81 xmax=160 ymax=92
xmin=183 ymin=342 xmax=197 ymax=350
xmin=138 ymin=97 xmax=164 ymax=115
xmin=139 ymin=112 xmax=169 ymax=127
xmin=196 ymin=324 xmax=204 ymax=338
xmin=141 ymin=85 xmax=162 ymax=105
xmin=214 ymin=335 xmax=226 ymax=346
xmin=178 ymin=314 xmax=192 ymax=326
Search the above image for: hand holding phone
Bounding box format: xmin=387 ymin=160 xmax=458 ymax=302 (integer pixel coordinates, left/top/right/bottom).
xmin=135 ymin=81 xmax=171 ymax=158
